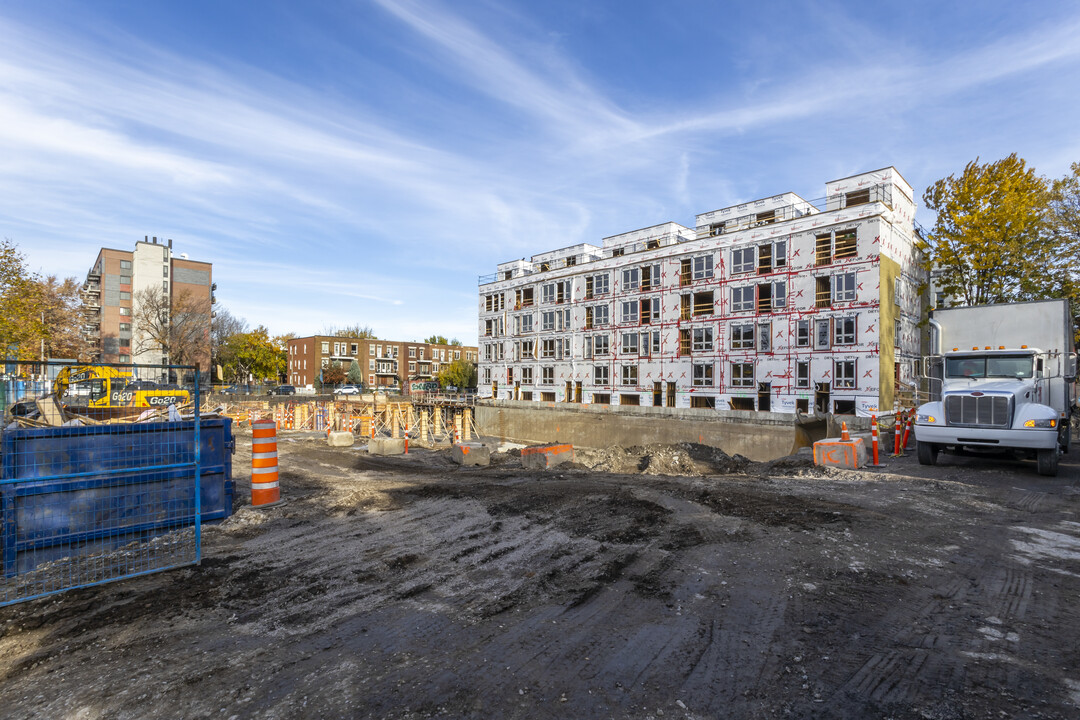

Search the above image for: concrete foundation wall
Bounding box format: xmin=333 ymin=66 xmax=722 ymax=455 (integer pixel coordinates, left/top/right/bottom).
xmin=474 ymin=401 xmax=833 ymax=461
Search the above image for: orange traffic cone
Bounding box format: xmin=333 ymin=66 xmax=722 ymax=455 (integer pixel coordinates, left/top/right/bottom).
xmin=840 ymin=421 xmax=850 ymax=441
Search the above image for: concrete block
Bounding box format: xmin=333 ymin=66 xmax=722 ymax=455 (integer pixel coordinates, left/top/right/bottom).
xmin=452 ymin=442 xmax=490 ymax=466
xmin=327 ymin=431 xmax=354 ymax=447
xmin=369 ymin=437 xmax=405 ymax=455
xmin=813 ymin=437 xmax=868 ymax=469
xmin=521 ymin=443 xmax=575 ymax=470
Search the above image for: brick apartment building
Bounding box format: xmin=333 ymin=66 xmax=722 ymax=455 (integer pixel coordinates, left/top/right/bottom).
xmin=286 ymin=336 xmax=478 ymax=392
xmin=478 ymin=167 xmax=927 ymax=414
xmin=81 ymin=237 xmax=214 ymax=372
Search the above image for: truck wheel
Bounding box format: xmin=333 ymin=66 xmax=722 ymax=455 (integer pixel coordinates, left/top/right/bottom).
xmin=917 ymin=441 xmax=938 ymax=466
xmin=1037 ymin=448 xmax=1059 ymax=477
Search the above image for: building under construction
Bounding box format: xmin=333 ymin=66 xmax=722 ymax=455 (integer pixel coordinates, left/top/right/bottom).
xmin=477 ymin=167 xmax=927 ymax=415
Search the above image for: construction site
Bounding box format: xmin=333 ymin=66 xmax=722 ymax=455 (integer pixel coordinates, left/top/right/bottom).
xmin=3 ymin=381 xmax=1080 ymax=719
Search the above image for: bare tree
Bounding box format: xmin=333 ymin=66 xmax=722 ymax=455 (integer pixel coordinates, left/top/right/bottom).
xmin=133 ymin=286 xmax=211 ymax=369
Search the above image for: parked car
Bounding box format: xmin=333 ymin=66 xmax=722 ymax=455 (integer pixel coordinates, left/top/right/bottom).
xmin=335 ymin=385 xmax=361 ymax=395
xmin=270 ymin=385 xmax=296 ymax=396
xmin=220 ymin=385 xmax=251 ymax=395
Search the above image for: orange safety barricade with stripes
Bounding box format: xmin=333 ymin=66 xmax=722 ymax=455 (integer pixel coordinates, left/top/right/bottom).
xmin=251 ymin=419 xmax=281 ymax=507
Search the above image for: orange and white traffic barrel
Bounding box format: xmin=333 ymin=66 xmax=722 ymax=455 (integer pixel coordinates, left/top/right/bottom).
xmin=251 ymin=419 xmax=282 ymax=507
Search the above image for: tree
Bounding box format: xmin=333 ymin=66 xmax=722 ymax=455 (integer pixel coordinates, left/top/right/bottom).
xmin=437 ymin=358 xmax=477 ymax=390
xmin=0 ymin=239 xmax=44 ymax=359
xmin=922 ymin=154 xmax=1053 ymax=306
xmin=35 ymin=275 xmax=90 ymax=360
xmin=424 ymin=334 xmax=449 ymax=345
xmin=323 ymin=324 xmax=376 ymax=338
xmin=211 ymin=307 xmax=248 ymax=357
xmin=347 ymin=359 xmax=364 ymax=385
xmin=321 ymin=362 xmax=346 ymax=386
xmin=1047 ymin=162 xmax=1080 ymax=340
xmin=222 ymin=326 xmax=284 ymax=383
xmin=132 ymin=287 xmax=212 ymax=368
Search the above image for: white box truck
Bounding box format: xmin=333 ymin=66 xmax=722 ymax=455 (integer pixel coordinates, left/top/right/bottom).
xmin=914 ymin=299 xmax=1076 ymax=476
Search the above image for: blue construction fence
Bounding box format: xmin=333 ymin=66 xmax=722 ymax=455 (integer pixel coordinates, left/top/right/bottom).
xmin=1 ymin=360 xmax=234 ymax=607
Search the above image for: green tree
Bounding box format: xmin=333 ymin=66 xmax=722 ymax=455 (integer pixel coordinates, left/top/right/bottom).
xmin=437 ymin=358 xmax=477 ymax=390
xmin=347 ymin=358 xmax=364 ymax=385
xmin=324 ymin=324 xmax=376 ymax=338
xmin=922 ymin=154 xmax=1053 ymax=306
xmin=0 ymin=239 xmax=44 ymax=359
xmin=1048 ymin=162 xmax=1080 ymax=340
xmin=424 ymin=334 xmax=449 ymax=345
xmin=223 ymin=326 xmax=284 ymax=383
xmin=33 ymin=274 xmax=90 ymax=360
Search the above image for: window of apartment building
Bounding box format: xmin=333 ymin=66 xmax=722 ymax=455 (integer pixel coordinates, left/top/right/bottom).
xmin=566 ymin=256 xmax=577 ymax=267
xmin=680 ymin=293 xmax=691 ymax=320
xmin=692 ymin=254 xmax=713 ymax=281
xmin=484 ymin=293 xmax=505 ymax=312
xmin=409 ymin=361 xmax=416 ymax=373
xmin=846 ymin=188 xmax=871 ymax=207
xmin=611 ymin=247 xmax=625 ymax=257
xmin=541 ymin=367 xmax=554 ymax=385
xmin=758 ymin=240 xmax=787 ymax=275
xmin=796 ymin=319 xmax=810 ymax=347
xmin=796 ymin=361 xmax=810 ymax=389
xmin=162 ymin=281 xmax=168 ymax=292
xmin=485 ymin=318 xmax=500 ymax=337
xmin=816 ymin=229 xmax=858 ymax=265
xmin=693 ymin=291 xmax=713 ymax=317
xmin=484 ymin=345 xmax=494 ymax=361
xmin=585 ymin=273 xmax=610 ymax=298
xmin=518 ymin=339 xmax=536 ymax=360
xmin=409 ymin=347 xmax=416 ymax=358
xmin=619 ymin=394 xmax=640 ymax=406
xmin=119 ymin=322 xmax=131 ymax=332
xmin=591 ymin=303 xmax=610 ymax=327
xmin=640 ymin=263 xmax=662 ymax=291
xmin=593 ymin=392 xmax=611 ymax=404
xmin=163 ymin=265 xmax=169 ymax=277
xmin=639 ymin=297 xmax=660 ymax=325
xmin=376 ymin=344 xmax=383 ymax=357
xmin=541 ymin=281 xmax=569 ymax=304
xmin=834 ymin=272 xmax=857 ymax=302
xmin=515 ymin=287 xmax=535 ymax=308
xmin=646 ymin=239 xmax=660 ymax=250
xmin=621 ymin=332 xmax=639 ymax=355
xmin=732 ymin=247 xmax=755 ymax=274
xmin=756 ymin=281 xmax=786 ymax=313
xmin=120 ymin=275 xmax=131 ymax=285
xmin=815 ymin=319 xmax=831 ymax=350
xmin=835 ymin=316 xmax=857 ymax=345
xmin=541 ymin=338 xmax=560 ymax=359
xmin=454 ymin=350 xmax=461 ymax=360
xmin=731 ymin=323 xmax=754 ymax=350
xmin=541 ymin=311 xmax=556 ymax=331
xmin=514 ymin=313 xmax=534 ymax=334
xmin=693 ymin=363 xmax=714 ymax=387
xmin=894 ymin=277 xmax=904 ymax=306
xmin=895 ymin=319 xmax=902 ymax=348
xmin=119 ymin=307 xmax=130 ymax=316
xmin=758 ymin=321 xmax=772 ymax=352
xmin=679 ymin=329 xmax=691 ymax=356
xmin=593 ymin=334 xmax=610 ymax=356
xmin=732 ymin=286 xmax=754 ymax=312
xmin=620 ymin=301 xmax=638 ymax=325
xmin=731 ymin=362 xmax=754 ymax=388
xmin=120 ymin=260 xmax=131 ymax=270
xmin=622 ymin=365 xmax=638 ymax=386
xmin=119 ymin=354 xmax=130 ymax=363
xmin=835 ymin=360 xmax=856 ymax=389
xmin=119 ymin=291 xmax=131 ymax=301
xmin=622 ymin=267 xmax=640 ymax=292
xmin=693 ymin=327 xmax=713 ymax=352
xmin=521 ymin=367 xmax=534 ymax=385
xmin=370 ymin=345 xmax=376 ymax=356
xmin=594 ymin=365 xmax=610 ymax=385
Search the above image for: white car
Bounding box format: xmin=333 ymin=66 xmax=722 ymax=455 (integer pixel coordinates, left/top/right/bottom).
xmin=335 ymin=385 xmax=361 ymax=395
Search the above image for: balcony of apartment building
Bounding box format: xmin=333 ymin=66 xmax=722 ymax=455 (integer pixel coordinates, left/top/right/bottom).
xmin=374 ymin=359 xmax=398 ymax=377
xmin=413 ymin=362 xmax=434 ymax=378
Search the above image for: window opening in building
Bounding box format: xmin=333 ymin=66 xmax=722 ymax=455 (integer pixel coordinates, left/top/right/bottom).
xmin=691 ymin=396 xmax=716 ymax=409
xmin=619 ymin=394 xmax=640 ymax=406
xmin=693 ymin=291 xmax=713 ymax=316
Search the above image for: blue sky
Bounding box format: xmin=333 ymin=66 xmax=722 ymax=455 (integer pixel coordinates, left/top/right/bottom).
xmin=4 ymin=0 xmax=1080 ymax=345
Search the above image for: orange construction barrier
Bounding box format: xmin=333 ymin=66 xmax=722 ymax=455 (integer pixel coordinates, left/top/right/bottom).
xmin=893 ymin=413 xmax=902 ymax=455
xmin=840 ymin=421 xmax=850 ymax=441
xmin=869 ymin=414 xmax=884 ymax=467
xmin=901 ymin=410 xmax=914 ymax=450
xmin=251 ymin=419 xmax=281 ymax=507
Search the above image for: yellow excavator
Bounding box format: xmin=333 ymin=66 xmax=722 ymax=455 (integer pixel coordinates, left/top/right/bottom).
xmin=54 ymin=365 xmax=190 ymax=411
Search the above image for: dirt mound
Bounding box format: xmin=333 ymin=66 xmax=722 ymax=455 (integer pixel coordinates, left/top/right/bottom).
xmin=574 ymin=442 xmax=752 ymax=476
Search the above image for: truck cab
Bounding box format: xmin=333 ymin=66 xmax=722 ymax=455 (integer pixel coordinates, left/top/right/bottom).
xmin=916 ymin=343 xmax=1073 ymax=476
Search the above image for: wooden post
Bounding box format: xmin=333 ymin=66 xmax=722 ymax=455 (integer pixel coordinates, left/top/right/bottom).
xmin=463 ymin=408 xmax=472 ymax=441
xmin=434 ymin=407 xmax=443 ymax=437
xmin=420 ymin=410 xmax=429 ymax=443
xmin=391 ymin=404 xmax=400 ymax=438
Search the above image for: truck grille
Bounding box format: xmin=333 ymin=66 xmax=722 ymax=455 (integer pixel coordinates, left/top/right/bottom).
xmin=945 ymin=394 xmax=1011 ymax=428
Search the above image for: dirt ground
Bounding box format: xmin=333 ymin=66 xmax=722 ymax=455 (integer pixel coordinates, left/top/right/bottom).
xmin=2 ymin=430 xmax=1080 ymax=720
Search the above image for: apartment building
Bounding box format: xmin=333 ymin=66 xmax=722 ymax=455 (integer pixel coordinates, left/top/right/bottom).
xmin=286 ymin=335 xmax=479 ymax=391
xmin=478 ymin=167 xmax=926 ymax=415
xmin=82 ymin=237 xmax=214 ymax=372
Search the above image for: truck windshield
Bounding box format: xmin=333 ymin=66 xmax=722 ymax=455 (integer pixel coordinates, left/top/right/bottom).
xmin=945 ymin=355 xmax=1033 ymax=379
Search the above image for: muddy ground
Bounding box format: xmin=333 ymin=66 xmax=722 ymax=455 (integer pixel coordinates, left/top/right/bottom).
xmin=2 ymin=432 xmax=1080 ymax=719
